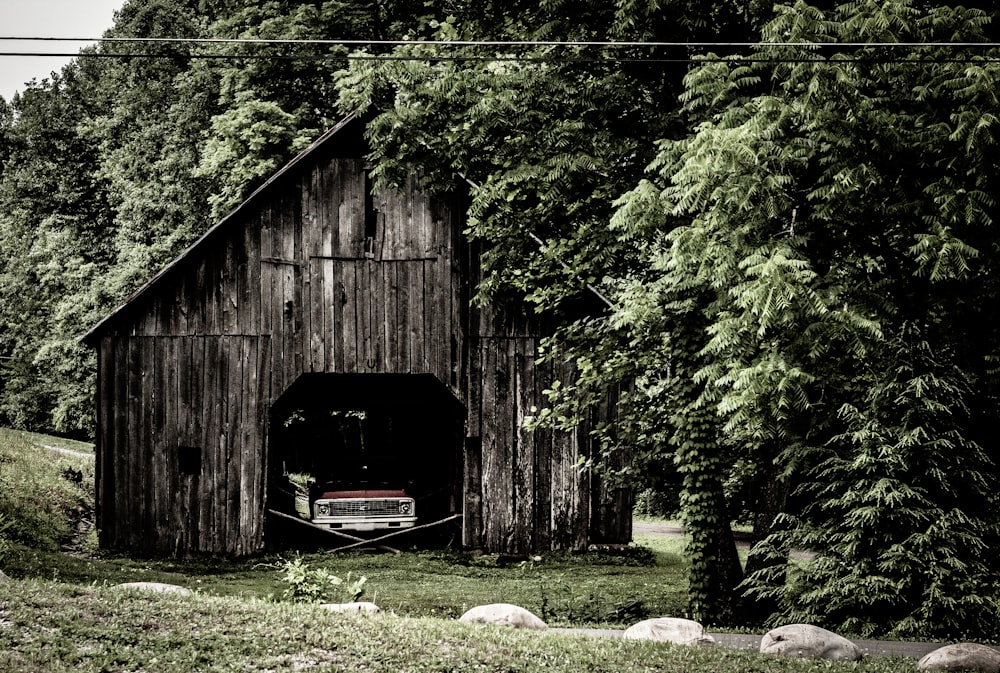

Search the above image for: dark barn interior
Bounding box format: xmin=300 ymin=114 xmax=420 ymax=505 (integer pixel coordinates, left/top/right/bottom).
xmin=267 ymin=373 xmax=465 ymax=547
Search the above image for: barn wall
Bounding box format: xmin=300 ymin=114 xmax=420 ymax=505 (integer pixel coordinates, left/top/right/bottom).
xmin=96 ymin=334 xmax=270 ymax=555
xmin=96 ymin=152 xmax=470 ymax=555
xmin=463 ymin=300 xmax=630 ymax=553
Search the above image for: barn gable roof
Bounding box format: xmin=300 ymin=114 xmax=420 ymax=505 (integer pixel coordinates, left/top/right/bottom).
xmin=81 ymin=113 xmax=366 ymax=346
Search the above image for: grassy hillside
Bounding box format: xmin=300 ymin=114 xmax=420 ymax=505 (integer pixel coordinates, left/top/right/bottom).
xmin=0 ymin=428 xmax=94 ymax=556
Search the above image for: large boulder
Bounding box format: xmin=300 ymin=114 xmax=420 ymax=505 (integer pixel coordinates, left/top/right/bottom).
xmin=459 ymin=603 xmax=548 ymax=630
xmin=113 ymin=582 xmax=192 ymax=596
xmin=760 ymin=624 xmax=863 ymax=661
xmin=917 ymin=643 xmax=1000 ymax=672
xmin=319 ymin=602 xmax=382 ymax=614
xmin=623 ymin=618 xmax=715 ymax=646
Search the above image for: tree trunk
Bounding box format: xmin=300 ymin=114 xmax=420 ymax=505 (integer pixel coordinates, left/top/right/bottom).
xmin=679 ymin=436 xmax=745 ymax=626
xmin=740 ymin=457 xmax=791 ymax=623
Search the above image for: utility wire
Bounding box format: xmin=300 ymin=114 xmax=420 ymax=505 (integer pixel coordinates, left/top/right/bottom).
xmin=3 ymin=52 xmax=1000 ymax=65
xmin=3 ymin=37 xmax=1000 ymax=64
xmin=3 ymin=36 xmax=1000 ymax=48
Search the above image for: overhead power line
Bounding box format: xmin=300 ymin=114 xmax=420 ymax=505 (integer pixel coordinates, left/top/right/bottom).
xmin=2 ymin=36 xmax=1000 ymax=64
xmin=4 ymin=36 xmax=1000 ymax=48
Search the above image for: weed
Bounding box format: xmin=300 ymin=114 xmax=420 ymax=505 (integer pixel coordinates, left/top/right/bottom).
xmin=272 ymin=555 xmax=368 ymax=603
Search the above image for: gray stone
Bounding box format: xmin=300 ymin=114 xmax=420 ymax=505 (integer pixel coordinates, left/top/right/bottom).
xmin=623 ymin=618 xmax=715 ymax=646
xmin=319 ymin=602 xmax=382 ymax=613
xmin=113 ymin=582 xmax=192 ymax=595
xmin=917 ymin=643 xmax=1000 ymax=672
xmin=760 ymin=624 xmax=863 ymax=661
xmin=0 ymin=569 xmax=9 ymax=582
xmin=459 ymin=603 xmax=548 ymax=630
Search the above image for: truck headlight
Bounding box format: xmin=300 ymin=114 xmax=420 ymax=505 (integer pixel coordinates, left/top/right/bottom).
xmin=399 ymin=501 xmax=411 ymax=514
xmin=317 ymin=503 xmax=330 ymax=516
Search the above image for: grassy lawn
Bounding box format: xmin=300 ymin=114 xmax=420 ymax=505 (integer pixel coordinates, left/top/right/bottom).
xmin=0 ymin=580 xmax=917 ymax=673
xmin=3 ymin=536 xmax=689 ymax=627
xmin=0 ymin=427 xmax=919 ymax=672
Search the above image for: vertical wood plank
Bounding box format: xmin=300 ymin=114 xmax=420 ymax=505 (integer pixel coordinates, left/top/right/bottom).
xmin=97 ymin=336 xmax=116 ymax=547
xmin=199 ymin=336 xmax=219 ymax=552
xmin=408 ymin=261 xmax=424 ymax=373
xmin=255 ymin=335 xmax=272 ymax=547
xmin=226 ymin=337 xmax=246 ymax=554
xmin=383 ymin=261 xmax=398 ymax=372
xmin=308 ymin=259 xmax=324 ymax=372
xmin=357 ymin=260 xmax=372 ymax=371
xmin=339 ymin=262 xmax=356 ymax=373
xmin=321 ymin=162 xmax=336 ymax=257
xmin=481 ymin=338 xmax=515 ymax=551
xmin=513 ymin=344 xmax=535 ymax=553
xmin=140 ymin=337 xmax=157 ymax=552
xmin=533 ymin=359 xmax=553 ymax=551
xmin=154 ymin=337 xmax=179 ymax=553
xmin=393 ymin=261 xmax=405 ymax=370
xmin=462 ymin=435 xmax=483 ymax=549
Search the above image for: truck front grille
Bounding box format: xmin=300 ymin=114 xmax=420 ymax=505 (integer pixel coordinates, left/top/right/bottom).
xmin=326 ymin=499 xmax=406 ymax=517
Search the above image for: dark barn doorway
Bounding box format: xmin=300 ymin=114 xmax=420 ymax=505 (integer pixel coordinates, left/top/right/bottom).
xmin=266 ymin=373 xmax=465 ymax=550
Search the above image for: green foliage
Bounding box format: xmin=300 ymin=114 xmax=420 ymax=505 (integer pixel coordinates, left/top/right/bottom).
xmin=277 ymin=555 xmax=368 ymax=603
xmin=650 ymin=0 xmax=1000 ymax=637
xmin=0 ymin=0 xmax=430 ymax=436
xmin=334 ymin=0 xmax=762 ymax=626
xmin=0 ymin=511 xmax=13 ymax=564
xmin=745 ymin=328 xmax=1000 ymax=640
xmin=195 ymin=93 xmax=313 ymax=218
xmin=633 ymin=488 xmax=679 ymax=519
xmin=336 ymin=0 xmax=1000 ymax=634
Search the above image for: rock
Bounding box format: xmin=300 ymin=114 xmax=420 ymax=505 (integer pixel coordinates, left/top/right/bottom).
xmin=917 ymin=643 xmax=1000 ymax=672
xmin=760 ymin=624 xmax=863 ymax=661
xmin=0 ymin=569 xmax=9 ymax=582
xmin=623 ymin=618 xmax=715 ymax=646
xmin=319 ymin=602 xmax=382 ymax=613
xmin=459 ymin=603 xmax=548 ymax=630
xmin=113 ymin=582 xmax=192 ymax=595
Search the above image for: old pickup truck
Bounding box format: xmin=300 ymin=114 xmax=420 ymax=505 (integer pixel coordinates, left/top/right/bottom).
xmin=310 ymin=486 xmax=416 ymax=532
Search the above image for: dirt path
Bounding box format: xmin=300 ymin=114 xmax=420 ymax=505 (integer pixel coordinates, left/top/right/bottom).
xmin=632 ymin=522 xmax=685 ymax=537
xmin=39 ymin=444 xmax=94 ymax=461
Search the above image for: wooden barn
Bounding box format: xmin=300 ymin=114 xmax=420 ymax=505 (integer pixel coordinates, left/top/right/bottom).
xmin=82 ymin=114 xmax=631 ymax=557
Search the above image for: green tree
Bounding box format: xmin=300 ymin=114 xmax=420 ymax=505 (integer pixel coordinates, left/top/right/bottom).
xmin=610 ymin=0 xmax=1000 ymax=636
xmin=0 ymin=67 xmax=114 ymax=435
xmin=337 ymin=0 xmax=1000 ymax=634
xmin=335 ymin=0 xmax=767 ymax=623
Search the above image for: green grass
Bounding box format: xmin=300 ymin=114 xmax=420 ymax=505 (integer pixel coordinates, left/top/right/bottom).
xmin=0 ymin=427 xmax=924 ymax=672
xmin=2 ymin=540 xmax=688 ymax=627
xmin=1 ymin=428 xmax=94 ymax=454
xmin=0 ymin=580 xmax=917 ymax=673
xmin=0 ymin=428 xmax=94 ymax=553
xmin=0 ymin=426 xmax=690 ymax=628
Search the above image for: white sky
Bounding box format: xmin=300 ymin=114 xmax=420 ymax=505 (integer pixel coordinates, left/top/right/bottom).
xmin=0 ymin=0 xmax=125 ymax=101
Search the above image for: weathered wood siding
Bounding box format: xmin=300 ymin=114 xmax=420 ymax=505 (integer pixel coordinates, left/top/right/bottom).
xmin=94 ymin=146 xmax=468 ymax=555
xmin=462 ymin=301 xmax=631 ymax=553
xmin=89 ymin=118 xmax=629 ymax=556
xmin=96 ymin=334 xmax=269 ymax=555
